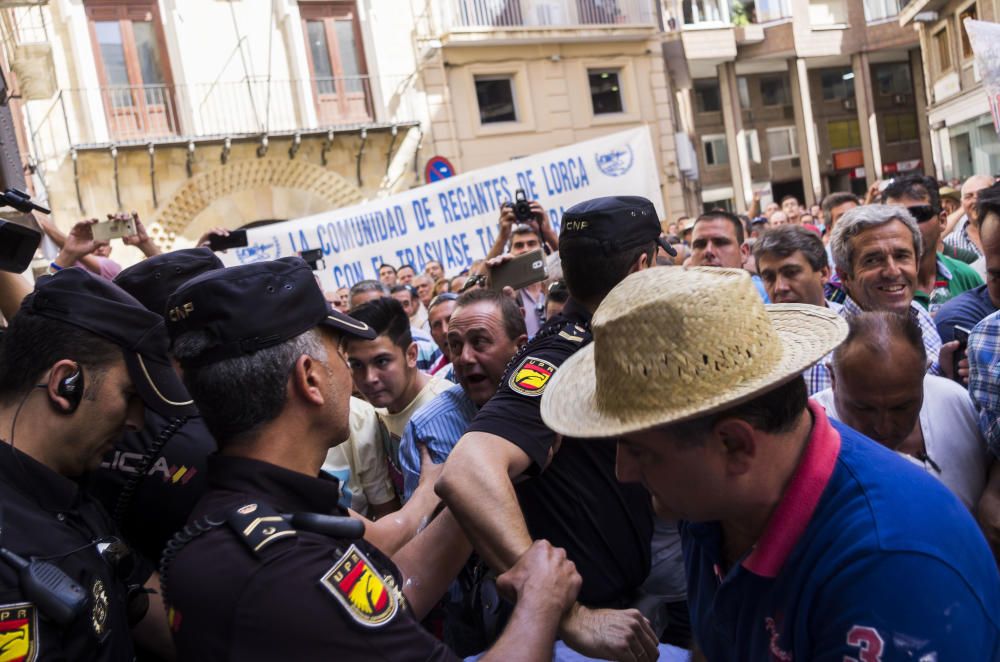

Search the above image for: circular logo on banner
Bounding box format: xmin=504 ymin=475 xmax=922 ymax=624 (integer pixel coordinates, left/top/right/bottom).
xmin=595 ymin=145 xmax=634 ymax=177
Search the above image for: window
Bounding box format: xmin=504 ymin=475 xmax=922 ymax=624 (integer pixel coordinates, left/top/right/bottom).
xmin=86 ymin=2 xmax=176 ymax=139
xmin=766 ymin=126 xmax=798 ymax=159
xmin=935 ymin=27 xmax=952 ymax=72
xmin=737 ymin=77 xmax=751 ymax=109
xmin=475 ymin=76 xmax=517 ymax=124
xmin=820 ymin=68 xmax=855 ymax=101
xmin=703 ymin=135 xmax=729 ymax=166
xmin=694 ymin=80 xmax=721 ymax=113
xmin=863 ymin=0 xmax=902 ymax=22
xmin=588 ymin=69 xmax=623 ymax=115
xmin=960 ymin=5 xmax=977 ymax=60
xmin=827 ymin=119 xmax=861 ymax=150
xmin=301 ymin=3 xmax=372 ymax=124
xmin=874 ymin=63 xmax=912 ymax=96
xmin=760 ymin=76 xmax=790 ymax=106
xmin=884 ymin=113 xmax=918 ymax=143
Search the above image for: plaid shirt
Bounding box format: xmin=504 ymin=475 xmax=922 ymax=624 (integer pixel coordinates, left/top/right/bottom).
xmin=807 ymin=296 xmax=942 ymax=394
xmin=944 ymin=216 xmax=984 ymax=259
xmin=968 ymin=310 xmax=1000 ymax=458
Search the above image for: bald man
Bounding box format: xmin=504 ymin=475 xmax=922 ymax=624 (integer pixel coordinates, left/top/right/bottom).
xmin=946 ymin=175 xmax=995 ymax=259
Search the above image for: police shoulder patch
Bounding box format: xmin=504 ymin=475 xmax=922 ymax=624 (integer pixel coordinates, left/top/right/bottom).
xmin=319 ymin=545 xmax=400 ymax=628
xmin=509 ymin=356 xmax=557 ymax=396
xmin=0 ymin=602 xmax=37 ymax=661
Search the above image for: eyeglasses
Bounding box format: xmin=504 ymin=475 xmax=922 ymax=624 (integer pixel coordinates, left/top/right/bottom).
xmin=906 ymin=205 xmax=939 ymax=223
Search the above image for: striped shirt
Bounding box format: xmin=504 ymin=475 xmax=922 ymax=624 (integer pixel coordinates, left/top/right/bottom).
xmin=944 ymin=216 xmax=983 ymax=259
xmin=398 ymin=383 xmax=477 ymax=501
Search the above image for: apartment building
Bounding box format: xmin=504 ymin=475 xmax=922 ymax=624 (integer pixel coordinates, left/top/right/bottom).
xmin=900 ymin=0 xmax=1000 ymax=180
xmin=663 ymin=0 xmax=933 ymax=213
xmin=418 ymin=0 xmax=694 ymax=218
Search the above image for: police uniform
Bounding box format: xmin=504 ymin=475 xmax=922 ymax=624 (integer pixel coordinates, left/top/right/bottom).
xmin=0 ymin=268 xmax=197 ymax=660
xmin=160 ymin=258 xmax=462 ymax=661
xmin=465 ymin=298 xmax=653 ymax=605
xmin=684 ymin=403 xmax=1000 ymax=660
xmin=164 ymin=456 xmax=457 ymax=661
xmin=0 ymin=446 xmax=146 ymax=661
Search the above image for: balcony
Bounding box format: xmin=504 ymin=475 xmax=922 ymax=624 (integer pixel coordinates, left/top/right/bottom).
xmin=440 ymin=0 xmax=658 ymax=45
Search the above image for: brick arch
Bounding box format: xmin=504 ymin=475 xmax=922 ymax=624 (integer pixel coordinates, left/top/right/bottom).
xmin=148 ymin=158 xmax=364 ymax=249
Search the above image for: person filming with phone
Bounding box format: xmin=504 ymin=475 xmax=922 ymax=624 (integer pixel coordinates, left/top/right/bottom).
xmin=486 ymin=192 xmax=559 ymax=337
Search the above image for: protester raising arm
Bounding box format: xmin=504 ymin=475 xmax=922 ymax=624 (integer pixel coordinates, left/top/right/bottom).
xmin=120 ymin=213 xmax=162 ymax=257
xmin=37 ymin=214 xmax=106 ymax=274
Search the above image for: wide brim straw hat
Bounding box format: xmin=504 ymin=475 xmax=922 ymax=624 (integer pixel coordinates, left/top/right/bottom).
xmin=540 ymin=266 xmax=848 ymax=438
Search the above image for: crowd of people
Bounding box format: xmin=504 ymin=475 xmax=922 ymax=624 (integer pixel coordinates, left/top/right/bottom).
xmin=0 ymin=175 xmax=999 ymax=661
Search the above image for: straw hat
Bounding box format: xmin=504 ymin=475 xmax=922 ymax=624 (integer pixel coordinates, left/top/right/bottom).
xmin=539 ymin=267 xmax=848 ymax=438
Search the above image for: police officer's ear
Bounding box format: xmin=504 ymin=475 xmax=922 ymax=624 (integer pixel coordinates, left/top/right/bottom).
xmin=290 ymin=353 xmax=326 ymax=407
xmin=44 ymin=360 xmax=85 ymax=414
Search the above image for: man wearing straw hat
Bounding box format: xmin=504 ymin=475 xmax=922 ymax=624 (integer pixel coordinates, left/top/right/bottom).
xmin=540 ymin=266 xmax=1000 ymax=660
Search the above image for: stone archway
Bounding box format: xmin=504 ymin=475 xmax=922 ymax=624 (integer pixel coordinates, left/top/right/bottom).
xmin=148 ymin=157 xmax=364 ymax=250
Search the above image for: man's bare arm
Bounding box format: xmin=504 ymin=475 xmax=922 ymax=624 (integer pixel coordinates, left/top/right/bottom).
xmin=0 ymin=271 xmax=30 ymax=321
xmin=392 ymin=508 xmax=472 ymax=619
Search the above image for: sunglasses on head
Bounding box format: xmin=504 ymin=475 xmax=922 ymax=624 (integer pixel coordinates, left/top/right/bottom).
xmin=907 ymin=205 xmax=939 ymax=223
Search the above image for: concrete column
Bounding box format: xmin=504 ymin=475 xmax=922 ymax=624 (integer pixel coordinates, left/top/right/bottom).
xmin=910 ymin=49 xmax=934 ymax=176
xmin=852 ymin=52 xmax=883 ymax=187
xmin=788 ymin=58 xmax=822 ymax=204
xmin=718 ymin=61 xmax=751 ymax=212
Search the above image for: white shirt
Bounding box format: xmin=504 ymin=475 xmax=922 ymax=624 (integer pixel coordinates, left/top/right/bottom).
xmin=322 ymin=397 xmax=396 ymax=515
xmin=812 ymin=375 xmax=989 ymax=510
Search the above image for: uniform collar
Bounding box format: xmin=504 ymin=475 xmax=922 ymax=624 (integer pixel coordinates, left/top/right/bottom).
xmin=0 ymin=443 xmax=80 ymax=512
xmin=560 ymin=298 xmax=592 ymax=325
xmin=741 ymin=401 xmax=841 ymax=578
xmin=206 ymin=455 xmax=343 ymax=515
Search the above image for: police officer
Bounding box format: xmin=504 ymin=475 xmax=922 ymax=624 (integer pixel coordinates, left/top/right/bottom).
xmin=82 ymin=248 xmax=223 ymax=564
xmin=436 ymin=196 xmax=673 ymax=660
xmin=160 ymin=258 xmax=584 ymax=660
xmin=0 ymin=268 xmax=195 ymax=660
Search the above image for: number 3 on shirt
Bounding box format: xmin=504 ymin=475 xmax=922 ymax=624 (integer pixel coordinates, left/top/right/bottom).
xmin=845 ymin=625 xmax=884 ymax=662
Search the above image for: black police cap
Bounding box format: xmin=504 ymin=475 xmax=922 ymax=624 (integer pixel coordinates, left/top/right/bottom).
xmin=559 ymin=195 xmax=676 ymax=257
xmin=165 ymin=257 xmax=376 ymax=366
xmin=115 ymin=247 xmax=223 ymax=318
xmin=23 ymin=268 xmax=196 ymax=418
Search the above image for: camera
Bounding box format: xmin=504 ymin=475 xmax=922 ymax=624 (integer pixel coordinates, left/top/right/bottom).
xmin=513 ymin=189 xmax=534 ymax=223
xmin=299 ymin=248 xmax=325 ymax=271
xmin=0 ymin=220 xmax=40 ymax=273
xmin=92 ymin=216 xmax=137 ymax=242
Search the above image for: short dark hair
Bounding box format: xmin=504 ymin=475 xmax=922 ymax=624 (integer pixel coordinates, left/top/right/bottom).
xmin=833 ymin=311 xmax=926 ymax=373
xmin=347 ymin=297 xmax=412 ymax=350
xmin=427 ymin=292 xmax=458 ymax=315
xmin=753 ymin=225 xmax=828 ymax=272
xmin=378 ymin=263 xmax=396 ymax=274
xmin=559 ymin=236 xmax=655 ymax=306
xmin=781 ymin=195 xmax=799 ymax=205
xmin=976 ymin=182 xmax=1000 ymax=234
xmin=0 ymin=314 xmax=121 ymax=403
xmin=821 ymin=192 xmax=860 ymax=219
xmin=455 ymin=287 xmax=527 ymax=342
xmin=882 ymin=174 xmax=941 ymax=211
xmin=350 ymin=279 xmax=389 ymax=299
xmin=668 ymin=376 xmax=808 ymax=442
xmin=694 ymin=210 xmax=745 ymax=245
xmin=390 ymin=284 xmax=416 ymax=301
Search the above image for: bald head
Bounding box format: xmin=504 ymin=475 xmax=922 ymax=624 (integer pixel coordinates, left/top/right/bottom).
xmin=769 ymin=211 xmax=790 ymax=227
xmin=831 ymin=312 xmax=926 ymax=448
xmin=962 ymin=175 xmax=996 ymax=223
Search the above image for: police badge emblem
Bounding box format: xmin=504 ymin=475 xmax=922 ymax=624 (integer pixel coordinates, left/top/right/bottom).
xmin=319 ymin=545 xmax=399 ymax=627
xmin=0 ymin=602 xmax=37 ymax=661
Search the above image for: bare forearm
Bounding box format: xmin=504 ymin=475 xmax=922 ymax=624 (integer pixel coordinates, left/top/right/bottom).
xmin=132 ymin=573 xmax=175 ymax=661
xmin=481 ymin=596 xmax=563 ymax=662
xmin=394 ymin=508 xmax=471 ymax=619
xmin=487 ymin=228 xmax=511 ymax=260
xmin=363 ymin=478 xmax=439 ymax=556
xmin=0 ymin=272 xmax=30 ymax=320
xmin=436 ymin=452 xmax=533 ymax=573
xmin=139 ymin=241 xmax=162 ymax=257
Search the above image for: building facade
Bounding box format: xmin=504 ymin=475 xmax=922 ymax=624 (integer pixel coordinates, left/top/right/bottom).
xmin=0 ymin=0 xmax=691 ymax=266
xmin=900 ymin=0 xmax=1000 ymax=181
xmin=664 ymin=0 xmax=933 ymax=213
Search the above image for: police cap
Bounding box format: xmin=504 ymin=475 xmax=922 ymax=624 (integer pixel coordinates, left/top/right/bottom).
xmin=23 ymin=268 xmax=196 ymax=417
xmin=115 ymin=247 xmax=223 ymax=318
xmin=164 ymin=257 xmax=376 ymax=366
xmin=559 ymin=195 xmax=675 ymax=256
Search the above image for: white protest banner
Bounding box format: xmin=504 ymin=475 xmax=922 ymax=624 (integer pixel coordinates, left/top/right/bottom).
xmin=965 ymin=19 xmax=1000 ymax=135
xmin=220 ymin=126 xmax=663 ymax=290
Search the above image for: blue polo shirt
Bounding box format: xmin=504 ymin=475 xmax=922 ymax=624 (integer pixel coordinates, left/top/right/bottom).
xmin=682 ymin=402 xmax=1000 ymax=661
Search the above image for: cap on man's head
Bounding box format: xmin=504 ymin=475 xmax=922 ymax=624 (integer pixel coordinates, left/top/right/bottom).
xmin=165 ymin=257 xmax=376 ymax=366
xmin=559 ymin=196 xmax=676 ymax=256
xmin=115 ymin=247 xmax=223 ymax=317
xmin=22 ymin=268 xmax=196 ymax=417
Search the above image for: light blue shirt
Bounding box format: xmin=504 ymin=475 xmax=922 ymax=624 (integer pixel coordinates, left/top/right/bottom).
xmin=398 ymin=384 xmax=477 ymax=501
